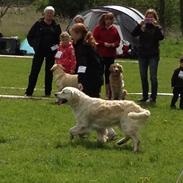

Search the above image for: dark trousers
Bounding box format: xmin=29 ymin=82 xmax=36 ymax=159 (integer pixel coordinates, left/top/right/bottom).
xmin=25 ymin=52 xmax=55 ymax=96
xmin=83 ymin=85 xmax=101 ymax=98
xmin=138 ymin=56 xmax=159 ymax=100
xmin=171 ymin=87 xmax=183 ymax=108
xmin=101 ymin=57 xmax=114 ymax=84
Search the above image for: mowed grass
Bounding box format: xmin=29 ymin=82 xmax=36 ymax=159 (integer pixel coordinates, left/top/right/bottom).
xmin=0 ymin=44 xmax=183 ymax=182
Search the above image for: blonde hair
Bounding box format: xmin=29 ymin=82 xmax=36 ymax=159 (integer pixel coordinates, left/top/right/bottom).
xmin=60 ymin=31 xmax=70 ymax=41
xmin=71 ymin=23 xmax=96 ymax=48
xmin=73 ymin=15 xmax=84 ymax=24
xmin=145 ymin=9 xmax=159 ymax=21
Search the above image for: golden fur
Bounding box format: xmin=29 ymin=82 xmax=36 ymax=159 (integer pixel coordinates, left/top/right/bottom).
xmin=51 ymin=64 xmax=78 ymax=91
xmin=55 ymin=87 xmax=151 ymax=152
xmin=109 ymin=63 xmax=127 ymax=100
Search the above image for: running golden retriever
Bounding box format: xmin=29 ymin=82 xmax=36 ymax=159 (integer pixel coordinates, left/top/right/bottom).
xmin=55 ymin=87 xmax=151 ymax=152
xmin=51 ymin=64 xmax=78 ymax=91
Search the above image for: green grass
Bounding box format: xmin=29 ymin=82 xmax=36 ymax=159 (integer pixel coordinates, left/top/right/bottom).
xmin=0 ymin=48 xmax=183 ymax=183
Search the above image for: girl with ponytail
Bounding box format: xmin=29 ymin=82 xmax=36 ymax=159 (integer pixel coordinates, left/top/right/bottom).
xmin=70 ymin=23 xmax=103 ymax=97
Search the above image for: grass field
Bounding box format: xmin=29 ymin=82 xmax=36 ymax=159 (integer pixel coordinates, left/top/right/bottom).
xmin=0 ymin=41 xmax=183 ymax=183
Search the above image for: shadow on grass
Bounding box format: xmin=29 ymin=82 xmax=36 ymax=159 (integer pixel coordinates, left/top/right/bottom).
xmin=54 ymin=138 xmax=143 ymax=153
xmin=0 ymin=136 xmax=17 ymax=144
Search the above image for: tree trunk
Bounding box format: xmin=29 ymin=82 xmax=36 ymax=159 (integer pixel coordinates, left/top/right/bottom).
xmin=159 ymin=0 xmax=165 ymax=29
xmin=180 ymin=0 xmax=183 ymax=36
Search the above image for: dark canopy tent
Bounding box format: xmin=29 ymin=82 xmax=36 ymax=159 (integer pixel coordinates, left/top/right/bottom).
xmin=68 ymin=5 xmax=144 ymax=57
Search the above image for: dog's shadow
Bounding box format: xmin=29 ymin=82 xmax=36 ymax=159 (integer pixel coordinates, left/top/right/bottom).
xmin=54 ymin=138 xmax=139 ymax=153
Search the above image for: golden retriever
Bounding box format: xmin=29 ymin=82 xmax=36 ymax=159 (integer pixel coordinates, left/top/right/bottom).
xmin=55 ymin=87 xmax=150 ymax=152
xmin=109 ymin=63 xmax=127 ymax=100
xmin=51 ymin=64 xmax=78 ymax=91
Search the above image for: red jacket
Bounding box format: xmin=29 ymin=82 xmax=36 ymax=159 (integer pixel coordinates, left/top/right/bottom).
xmin=55 ymin=42 xmax=76 ymax=74
xmin=93 ymin=25 xmax=121 ymax=58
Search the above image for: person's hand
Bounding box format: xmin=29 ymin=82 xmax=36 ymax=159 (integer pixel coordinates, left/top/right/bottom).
xmin=104 ymin=42 xmax=115 ymax=47
xmin=140 ymin=20 xmax=145 ymax=26
xmin=152 ymin=18 xmax=159 ymax=26
xmin=104 ymin=42 xmax=111 ymax=47
xmin=70 ymin=70 xmax=75 ymax=74
xmin=78 ymin=83 xmax=83 ymax=91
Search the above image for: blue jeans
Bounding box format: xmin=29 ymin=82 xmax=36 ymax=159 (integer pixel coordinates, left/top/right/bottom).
xmin=138 ymin=56 xmax=159 ymax=100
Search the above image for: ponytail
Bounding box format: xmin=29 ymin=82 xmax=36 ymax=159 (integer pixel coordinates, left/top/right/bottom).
xmin=71 ymin=23 xmax=96 ymax=48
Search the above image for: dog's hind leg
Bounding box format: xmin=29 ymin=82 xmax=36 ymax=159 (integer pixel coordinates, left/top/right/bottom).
xmin=130 ymin=133 xmax=140 ymax=152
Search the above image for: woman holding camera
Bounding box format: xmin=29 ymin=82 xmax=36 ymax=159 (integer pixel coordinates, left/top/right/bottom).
xmin=132 ymin=9 xmax=164 ymax=103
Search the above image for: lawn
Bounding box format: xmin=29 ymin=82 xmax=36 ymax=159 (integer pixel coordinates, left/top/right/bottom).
xmin=0 ymin=44 xmax=183 ymax=182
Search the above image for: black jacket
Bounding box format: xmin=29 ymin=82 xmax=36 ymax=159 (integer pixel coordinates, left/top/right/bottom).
xmin=171 ymin=67 xmax=183 ymax=88
xmin=132 ymin=24 xmax=164 ymax=57
xmin=74 ymin=39 xmax=103 ymax=89
xmin=27 ymin=18 xmax=61 ymax=53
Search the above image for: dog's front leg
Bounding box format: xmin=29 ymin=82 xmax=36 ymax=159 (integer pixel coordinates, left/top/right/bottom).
xmin=107 ymin=128 xmax=117 ymax=141
xmin=69 ymin=124 xmax=89 ymax=140
xmin=69 ymin=125 xmax=81 ymax=139
xmin=96 ymin=128 xmax=108 ymax=143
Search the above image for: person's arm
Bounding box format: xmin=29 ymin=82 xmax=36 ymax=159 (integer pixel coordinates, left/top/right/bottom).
xmin=111 ymin=28 xmax=121 ymax=48
xmin=131 ymin=23 xmax=143 ymax=37
xmin=171 ymin=70 xmax=177 ymax=87
xmin=93 ymin=26 xmax=105 ymax=46
xmin=155 ymin=26 xmax=164 ymax=41
xmin=27 ymin=21 xmax=40 ymax=48
xmin=76 ymin=47 xmax=88 ymax=85
xmin=69 ymin=47 xmax=77 ymax=73
xmin=55 ymin=24 xmax=62 ymax=44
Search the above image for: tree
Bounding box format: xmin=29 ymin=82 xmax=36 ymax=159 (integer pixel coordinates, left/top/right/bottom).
xmin=180 ymin=0 xmax=183 ymax=35
xmin=47 ymin=0 xmax=91 ymax=18
xmin=0 ymin=0 xmax=12 ymax=21
xmin=159 ymin=0 xmax=165 ymax=28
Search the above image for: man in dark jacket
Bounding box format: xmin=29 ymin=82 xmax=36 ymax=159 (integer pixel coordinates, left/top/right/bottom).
xmin=170 ymin=58 xmax=183 ymax=109
xmin=25 ymin=6 xmax=61 ymax=96
xmin=132 ymin=9 xmax=164 ymax=103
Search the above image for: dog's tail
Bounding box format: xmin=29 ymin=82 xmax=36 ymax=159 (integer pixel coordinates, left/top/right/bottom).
xmin=128 ymin=109 xmax=151 ymax=120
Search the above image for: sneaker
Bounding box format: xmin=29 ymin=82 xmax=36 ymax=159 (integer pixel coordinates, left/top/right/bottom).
xmin=147 ymin=98 xmax=156 ymax=103
xmin=24 ymin=93 xmax=32 ymax=97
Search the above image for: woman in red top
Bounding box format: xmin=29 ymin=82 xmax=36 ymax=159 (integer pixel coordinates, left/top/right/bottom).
xmin=93 ymin=12 xmax=121 ymax=99
xmin=55 ymin=32 xmax=76 ymax=74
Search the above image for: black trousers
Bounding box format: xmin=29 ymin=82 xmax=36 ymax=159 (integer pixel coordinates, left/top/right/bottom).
xmin=171 ymin=87 xmax=183 ymax=108
xmin=100 ymin=57 xmax=114 ymax=84
xmin=25 ymin=52 xmax=55 ymax=96
xmin=83 ymin=85 xmax=102 ymax=98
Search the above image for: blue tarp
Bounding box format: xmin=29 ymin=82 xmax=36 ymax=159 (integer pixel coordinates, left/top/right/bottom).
xmin=20 ymin=38 xmax=34 ymax=55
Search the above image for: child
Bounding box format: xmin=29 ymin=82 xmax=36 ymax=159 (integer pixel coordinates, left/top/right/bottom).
xmin=73 ymin=15 xmax=84 ymax=24
xmin=55 ymin=32 xmax=76 ymax=74
xmin=170 ymin=57 xmax=183 ymax=109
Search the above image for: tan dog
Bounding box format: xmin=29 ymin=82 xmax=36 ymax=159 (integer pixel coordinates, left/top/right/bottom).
xmin=51 ymin=64 xmax=78 ymax=91
xmin=55 ymin=87 xmax=151 ymax=152
xmin=109 ymin=63 xmax=127 ymax=100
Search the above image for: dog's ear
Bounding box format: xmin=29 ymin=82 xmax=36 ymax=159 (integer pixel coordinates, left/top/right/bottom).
xmin=118 ymin=64 xmax=123 ymax=73
xmin=50 ymin=64 xmax=57 ymax=71
xmin=109 ymin=64 xmax=114 ymax=72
